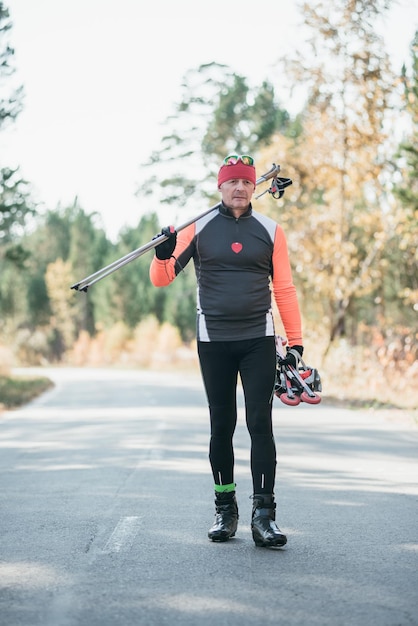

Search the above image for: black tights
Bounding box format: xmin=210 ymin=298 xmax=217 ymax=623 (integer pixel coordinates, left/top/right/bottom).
xmin=198 ymin=337 xmax=277 ymax=494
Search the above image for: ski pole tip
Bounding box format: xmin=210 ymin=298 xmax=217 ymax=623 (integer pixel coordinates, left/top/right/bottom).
xmin=70 ymin=282 xmax=89 ymax=292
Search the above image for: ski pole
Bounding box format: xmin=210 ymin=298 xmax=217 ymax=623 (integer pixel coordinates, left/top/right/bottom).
xmin=71 ymin=163 xmax=282 ymax=292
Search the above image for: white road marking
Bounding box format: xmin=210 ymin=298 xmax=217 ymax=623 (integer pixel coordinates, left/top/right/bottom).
xmin=103 ymin=516 xmax=142 ymax=553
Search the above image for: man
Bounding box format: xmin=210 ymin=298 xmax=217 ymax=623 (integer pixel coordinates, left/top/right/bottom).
xmin=149 ymin=154 xmax=303 ymax=548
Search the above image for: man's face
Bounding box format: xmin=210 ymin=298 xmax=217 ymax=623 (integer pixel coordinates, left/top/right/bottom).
xmin=219 ymin=178 xmax=255 ymax=212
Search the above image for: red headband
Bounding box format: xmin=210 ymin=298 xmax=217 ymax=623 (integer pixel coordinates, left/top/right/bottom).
xmin=218 ymin=162 xmax=256 ymax=188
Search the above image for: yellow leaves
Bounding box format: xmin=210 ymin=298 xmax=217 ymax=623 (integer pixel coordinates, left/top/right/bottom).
xmin=399 ymin=287 xmax=418 ymax=307
xmin=45 ymin=259 xmax=78 ymax=350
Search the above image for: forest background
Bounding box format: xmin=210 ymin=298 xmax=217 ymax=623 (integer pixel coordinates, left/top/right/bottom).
xmin=0 ymin=1 xmax=417 ymax=412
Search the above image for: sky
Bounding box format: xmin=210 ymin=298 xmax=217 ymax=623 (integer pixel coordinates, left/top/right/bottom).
xmin=2 ymin=0 xmax=417 ymax=241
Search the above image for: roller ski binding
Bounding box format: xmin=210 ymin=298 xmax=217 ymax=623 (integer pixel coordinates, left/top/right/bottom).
xmin=274 ymin=337 xmax=322 ymax=406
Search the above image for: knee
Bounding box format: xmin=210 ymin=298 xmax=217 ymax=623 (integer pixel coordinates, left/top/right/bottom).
xmin=246 ymin=404 xmax=273 ymax=436
xmin=210 ymin=404 xmax=236 ymax=437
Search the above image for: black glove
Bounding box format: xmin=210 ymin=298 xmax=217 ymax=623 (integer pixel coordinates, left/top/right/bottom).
xmin=154 ymin=226 xmax=177 ymax=260
xmin=280 ymin=345 xmax=304 ymax=368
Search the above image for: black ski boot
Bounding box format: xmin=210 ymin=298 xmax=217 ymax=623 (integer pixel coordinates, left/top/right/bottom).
xmin=251 ymin=494 xmax=287 ymax=548
xmin=208 ymin=491 xmax=239 ymax=542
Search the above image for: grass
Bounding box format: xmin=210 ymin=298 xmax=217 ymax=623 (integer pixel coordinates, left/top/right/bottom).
xmin=0 ymin=375 xmax=54 ymax=410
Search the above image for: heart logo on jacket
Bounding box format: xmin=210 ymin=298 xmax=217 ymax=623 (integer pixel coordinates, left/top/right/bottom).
xmin=231 ymin=242 xmax=243 ymax=254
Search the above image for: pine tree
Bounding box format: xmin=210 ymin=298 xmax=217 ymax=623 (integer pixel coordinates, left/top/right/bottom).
xmin=0 ymin=3 xmax=35 ymax=268
xmin=137 ymin=63 xmax=290 ymax=215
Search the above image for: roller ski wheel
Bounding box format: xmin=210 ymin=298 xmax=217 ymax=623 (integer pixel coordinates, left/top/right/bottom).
xmin=301 ymin=391 xmax=321 ymax=404
xmin=279 ymin=392 xmax=301 ymax=406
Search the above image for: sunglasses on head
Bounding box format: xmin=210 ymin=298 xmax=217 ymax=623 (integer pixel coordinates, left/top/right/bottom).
xmin=223 ymin=154 xmax=254 ymax=166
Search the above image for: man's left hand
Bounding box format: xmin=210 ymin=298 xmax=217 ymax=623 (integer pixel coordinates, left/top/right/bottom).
xmin=279 ymin=345 xmax=304 ymax=368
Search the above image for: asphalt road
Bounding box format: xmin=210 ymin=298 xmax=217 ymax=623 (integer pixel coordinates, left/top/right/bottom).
xmin=0 ymin=367 xmax=417 ymax=626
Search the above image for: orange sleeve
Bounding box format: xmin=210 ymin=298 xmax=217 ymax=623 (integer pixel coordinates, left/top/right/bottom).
xmin=149 ymin=223 xmax=196 ymax=287
xmin=271 ymin=224 xmax=303 ymax=346
xmin=149 ymin=256 xmax=176 ymax=286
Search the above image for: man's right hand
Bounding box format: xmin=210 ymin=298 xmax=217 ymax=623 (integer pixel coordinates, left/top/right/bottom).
xmin=154 ymin=226 xmax=177 ymax=260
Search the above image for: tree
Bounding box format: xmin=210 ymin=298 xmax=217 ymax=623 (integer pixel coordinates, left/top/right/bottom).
xmin=45 ymin=258 xmax=78 ymax=359
xmin=15 ymin=203 xmax=110 ymax=358
xmin=0 ymin=1 xmax=23 ymax=130
xmin=270 ymin=0 xmax=397 ymax=347
xmin=0 ymin=3 xmax=35 ymax=268
xmin=389 ymin=30 xmax=418 ymax=323
xmin=89 ymin=213 xmax=197 ymax=341
xmin=68 ymin=202 xmax=110 ymax=336
xmin=92 ymin=214 xmax=165 ymax=330
xmin=201 ymin=76 xmax=288 ymax=159
xmin=0 ymin=3 xmax=45 ymax=339
xmin=0 ymin=167 xmax=35 ymax=264
xmin=137 ymin=63 xmax=291 ymax=214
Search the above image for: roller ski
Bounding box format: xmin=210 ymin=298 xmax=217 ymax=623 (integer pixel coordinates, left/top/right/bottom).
xmin=274 ymin=337 xmax=322 ymax=406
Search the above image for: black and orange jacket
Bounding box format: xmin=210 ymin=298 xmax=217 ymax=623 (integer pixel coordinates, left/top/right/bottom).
xmin=150 ymin=203 xmax=302 ymax=344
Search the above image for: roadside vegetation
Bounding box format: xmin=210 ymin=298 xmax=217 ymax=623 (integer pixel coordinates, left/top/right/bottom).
xmin=1 ymin=319 xmax=417 ymax=418
xmin=0 ymin=374 xmax=53 ymax=410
